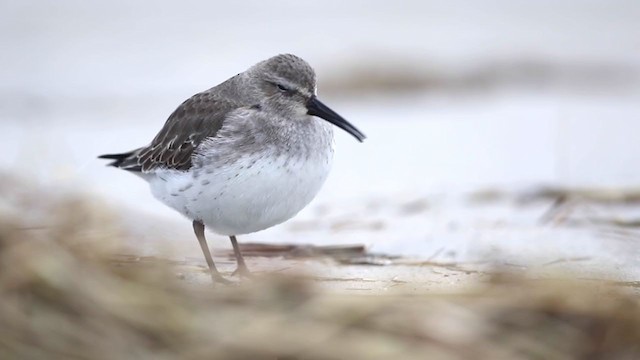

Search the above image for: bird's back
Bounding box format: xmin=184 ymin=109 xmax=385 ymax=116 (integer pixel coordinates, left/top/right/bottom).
xmin=99 ymin=74 xmax=253 ymax=173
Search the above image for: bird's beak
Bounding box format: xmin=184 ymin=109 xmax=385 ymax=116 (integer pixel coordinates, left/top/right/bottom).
xmin=306 ymin=96 xmax=366 ymax=142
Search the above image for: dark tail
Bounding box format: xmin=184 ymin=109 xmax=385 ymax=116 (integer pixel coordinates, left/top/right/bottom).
xmin=98 ymin=150 xmax=140 ymax=170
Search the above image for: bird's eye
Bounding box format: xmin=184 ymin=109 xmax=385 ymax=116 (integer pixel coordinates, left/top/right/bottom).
xmin=276 ymin=83 xmax=290 ymax=93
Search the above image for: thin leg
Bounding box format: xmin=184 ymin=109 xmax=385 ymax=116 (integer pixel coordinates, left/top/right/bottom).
xmin=193 ymin=220 xmax=230 ymax=284
xmin=230 ymin=235 xmax=253 ymax=278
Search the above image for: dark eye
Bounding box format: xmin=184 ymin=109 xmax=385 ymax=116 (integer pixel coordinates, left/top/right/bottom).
xmin=276 ymin=83 xmax=289 ymax=92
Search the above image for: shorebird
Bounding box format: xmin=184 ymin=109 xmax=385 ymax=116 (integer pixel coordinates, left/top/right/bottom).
xmin=99 ymin=54 xmax=365 ymax=283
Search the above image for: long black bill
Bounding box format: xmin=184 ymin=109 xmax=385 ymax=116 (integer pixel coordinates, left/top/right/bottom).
xmin=307 ymin=96 xmax=366 ymax=142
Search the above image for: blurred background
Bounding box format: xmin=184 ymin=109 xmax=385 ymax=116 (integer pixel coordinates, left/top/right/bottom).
xmin=1 ymin=0 xmax=639 ymax=271
xmin=4 ymin=2 xmax=640 ymax=357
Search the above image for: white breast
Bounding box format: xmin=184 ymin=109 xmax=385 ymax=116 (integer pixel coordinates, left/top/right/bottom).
xmin=148 ymin=149 xmax=333 ymax=235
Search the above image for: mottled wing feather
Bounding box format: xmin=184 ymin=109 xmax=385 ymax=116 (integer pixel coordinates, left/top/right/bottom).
xmin=118 ymin=91 xmax=241 ymax=172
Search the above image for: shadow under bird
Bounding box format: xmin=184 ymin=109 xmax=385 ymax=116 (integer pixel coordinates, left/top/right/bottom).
xmin=99 ymin=54 xmax=365 ymax=283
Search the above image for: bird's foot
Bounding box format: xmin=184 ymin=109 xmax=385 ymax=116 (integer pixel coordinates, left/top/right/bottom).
xmin=210 ymin=272 xmax=234 ymax=285
xmin=231 ymin=263 xmax=255 ymax=279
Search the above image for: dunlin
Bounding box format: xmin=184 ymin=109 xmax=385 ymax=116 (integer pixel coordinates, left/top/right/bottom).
xmin=99 ymin=54 xmax=365 ymax=283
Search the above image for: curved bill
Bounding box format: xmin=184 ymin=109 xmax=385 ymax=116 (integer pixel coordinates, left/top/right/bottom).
xmin=306 ymin=96 xmax=366 ymax=142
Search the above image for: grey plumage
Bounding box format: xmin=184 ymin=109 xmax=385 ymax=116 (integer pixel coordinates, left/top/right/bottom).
xmin=99 ymin=54 xmax=321 ymax=172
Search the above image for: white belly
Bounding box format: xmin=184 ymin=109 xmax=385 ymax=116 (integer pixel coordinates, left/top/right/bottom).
xmin=148 ymin=152 xmax=333 ymax=235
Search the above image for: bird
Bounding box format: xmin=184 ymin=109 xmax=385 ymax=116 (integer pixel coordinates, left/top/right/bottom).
xmin=99 ymin=54 xmax=365 ymax=283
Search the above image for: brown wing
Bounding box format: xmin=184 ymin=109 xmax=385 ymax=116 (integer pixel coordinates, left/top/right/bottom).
xmin=113 ymin=91 xmax=241 ymax=172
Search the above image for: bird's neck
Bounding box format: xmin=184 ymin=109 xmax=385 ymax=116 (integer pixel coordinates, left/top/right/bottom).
xmin=213 ymin=73 xmax=260 ymax=104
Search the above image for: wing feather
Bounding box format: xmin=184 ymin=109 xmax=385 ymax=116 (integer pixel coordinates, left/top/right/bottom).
xmin=112 ymin=91 xmax=242 ymax=172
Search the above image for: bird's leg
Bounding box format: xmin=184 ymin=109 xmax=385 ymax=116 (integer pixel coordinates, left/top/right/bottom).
xmin=192 ymin=220 xmax=231 ymax=284
xmin=229 ymin=235 xmax=253 ymax=278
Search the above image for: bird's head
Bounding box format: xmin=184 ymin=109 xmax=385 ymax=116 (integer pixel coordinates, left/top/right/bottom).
xmin=249 ymin=54 xmax=365 ymax=142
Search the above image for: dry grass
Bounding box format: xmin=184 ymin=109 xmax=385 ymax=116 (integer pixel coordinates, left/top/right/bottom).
xmin=1 ymin=176 xmax=640 ymax=359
